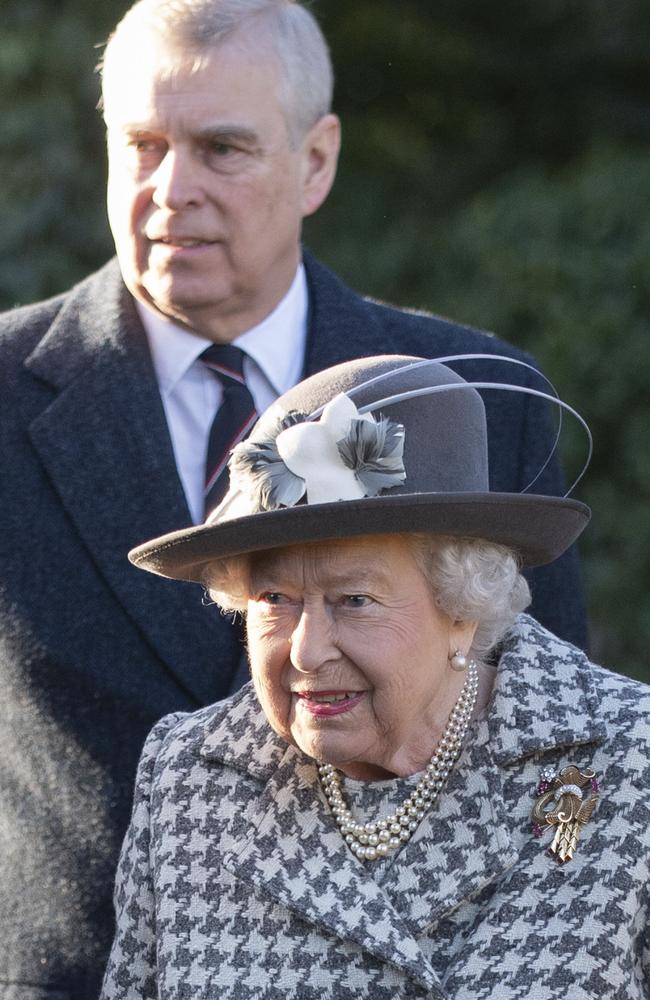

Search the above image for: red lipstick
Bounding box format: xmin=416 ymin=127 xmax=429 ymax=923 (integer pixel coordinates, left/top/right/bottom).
xmin=295 ymin=690 xmax=364 ymax=717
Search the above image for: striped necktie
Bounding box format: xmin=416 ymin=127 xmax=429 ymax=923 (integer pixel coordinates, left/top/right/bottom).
xmin=201 ymin=344 xmax=258 ymax=518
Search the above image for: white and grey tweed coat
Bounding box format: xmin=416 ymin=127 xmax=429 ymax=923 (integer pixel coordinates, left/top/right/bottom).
xmin=101 ymin=616 xmax=650 ymax=999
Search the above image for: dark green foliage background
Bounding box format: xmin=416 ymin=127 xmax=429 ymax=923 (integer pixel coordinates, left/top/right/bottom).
xmin=2 ymin=0 xmax=648 ymax=679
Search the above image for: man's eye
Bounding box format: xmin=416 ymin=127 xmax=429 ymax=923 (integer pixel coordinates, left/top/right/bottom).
xmin=209 ymin=142 xmax=234 ymax=156
xmin=204 ymin=141 xmax=241 ymax=165
xmin=130 ymin=139 xmax=159 ymax=154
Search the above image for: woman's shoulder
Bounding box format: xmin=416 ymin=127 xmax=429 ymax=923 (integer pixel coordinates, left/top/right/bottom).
xmin=587 ymin=658 xmax=650 ymax=741
xmin=139 ymin=682 xmax=287 ymax=792
xmin=145 ymin=682 xmax=259 ymax=757
xmin=506 ymin=614 xmax=650 ymax=749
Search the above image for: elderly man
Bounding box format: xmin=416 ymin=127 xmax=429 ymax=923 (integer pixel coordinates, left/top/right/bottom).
xmin=0 ymin=1 xmax=586 ymax=997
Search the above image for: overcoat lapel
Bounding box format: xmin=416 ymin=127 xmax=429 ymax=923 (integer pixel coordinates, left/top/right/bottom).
xmin=215 ymin=739 xmax=446 ymax=995
xmin=23 ymin=261 xmax=236 ymax=704
xmin=383 ymin=617 xmax=607 ymax=937
xmin=200 ymin=620 xmax=606 ymax=983
xmin=375 ymin=739 xmax=517 ymax=937
xmin=197 ymin=686 xmax=517 ymax=995
xmin=217 ymin=727 xmax=516 ymax=959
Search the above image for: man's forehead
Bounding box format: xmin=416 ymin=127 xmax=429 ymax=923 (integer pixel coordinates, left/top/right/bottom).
xmin=103 ymin=28 xmax=282 ymax=106
xmin=103 ymin=40 xmax=286 ymax=133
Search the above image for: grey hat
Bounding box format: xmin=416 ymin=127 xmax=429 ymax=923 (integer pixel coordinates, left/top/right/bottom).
xmin=129 ymin=354 xmax=590 ymax=582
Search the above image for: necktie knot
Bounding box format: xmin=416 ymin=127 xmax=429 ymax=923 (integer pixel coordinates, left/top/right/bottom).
xmin=201 ymin=343 xmax=247 ymax=385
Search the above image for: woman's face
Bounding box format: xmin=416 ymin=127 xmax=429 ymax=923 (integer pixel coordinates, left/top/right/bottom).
xmin=246 ymin=535 xmax=477 ymax=780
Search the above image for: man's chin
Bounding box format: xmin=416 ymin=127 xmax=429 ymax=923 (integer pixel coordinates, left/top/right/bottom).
xmin=141 ymin=280 xmax=230 ymax=322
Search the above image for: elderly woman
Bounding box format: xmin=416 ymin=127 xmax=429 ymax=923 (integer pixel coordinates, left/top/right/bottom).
xmin=101 ymin=356 xmax=649 ymax=999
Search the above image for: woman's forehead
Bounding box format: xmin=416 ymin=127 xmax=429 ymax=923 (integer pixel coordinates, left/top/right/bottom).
xmin=248 ymin=535 xmax=415 ymax=583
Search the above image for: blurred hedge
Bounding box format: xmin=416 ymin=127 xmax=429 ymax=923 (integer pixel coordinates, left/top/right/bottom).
xmin=1 ymin=0 xmax=649 ymax=679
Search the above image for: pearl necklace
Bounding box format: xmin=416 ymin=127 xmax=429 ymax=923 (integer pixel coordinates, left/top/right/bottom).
xmin=318 ymin=662 xmax=479 ymax=862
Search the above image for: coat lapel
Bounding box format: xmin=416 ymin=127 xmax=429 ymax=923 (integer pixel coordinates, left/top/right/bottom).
xmin=201 ymin=618 xmax=606 ymax=970
xmin=23 ymin=261 xmax=239 ymax=704
xmin=380 ymin=615 xmax=607 ymax=936
xmin=375 ymin=735 xmax=518 ymax=937
xmin=200 ymin=688 xmax=445 ymax=996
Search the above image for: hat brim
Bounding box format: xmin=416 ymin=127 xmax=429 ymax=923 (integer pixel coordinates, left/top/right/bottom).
xmin=129 ymin=492 xmax=590 ymax=583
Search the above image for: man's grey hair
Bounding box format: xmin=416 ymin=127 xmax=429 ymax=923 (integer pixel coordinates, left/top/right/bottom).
xmin=203 ymin=534 xmax=531 ymax=664
xmin=100 ymin=0 xmax=334 ymax=145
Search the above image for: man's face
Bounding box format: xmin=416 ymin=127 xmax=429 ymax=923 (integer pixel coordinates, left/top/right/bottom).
xmin=104 ymin=34 xmax=339 ymax=340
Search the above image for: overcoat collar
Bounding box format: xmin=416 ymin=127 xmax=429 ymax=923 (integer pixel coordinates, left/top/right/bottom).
xmin=302 ymin=250 xmax=397 ymax=375
xmin=22 ymin=260 xmax=238 ymax=704
xmin=197 ymin=616 xmax=605 ymax=990
xmin=19 ymin=253 xmax=391 ymax=704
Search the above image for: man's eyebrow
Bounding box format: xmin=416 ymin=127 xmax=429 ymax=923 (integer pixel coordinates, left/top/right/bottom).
xmin=111 ymin=124 xmax=260 ymax=145
xmin=196 ymin=125 xmax=260 ymax=145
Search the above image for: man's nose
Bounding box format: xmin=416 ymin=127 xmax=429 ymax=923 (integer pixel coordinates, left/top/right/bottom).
xmin=289 ymin=606 xmax=339 ymax=674
xmin=150 ymin=149 xmax=205 ymax=210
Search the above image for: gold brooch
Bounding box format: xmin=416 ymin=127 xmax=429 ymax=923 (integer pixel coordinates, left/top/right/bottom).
xmin=531 ymin=765 xmax=599 ymax=863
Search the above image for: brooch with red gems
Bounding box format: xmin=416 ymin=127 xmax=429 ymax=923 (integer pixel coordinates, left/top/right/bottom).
xmin=531 ymin=764 xmax=599 ymax=863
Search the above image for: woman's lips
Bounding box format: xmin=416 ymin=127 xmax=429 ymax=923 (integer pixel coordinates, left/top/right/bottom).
xmin=295 ymin=690 xmax=364 ymax=717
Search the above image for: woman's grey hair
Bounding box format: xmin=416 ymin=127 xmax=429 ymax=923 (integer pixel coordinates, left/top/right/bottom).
xmin=100 ymin=0 xmax=334 ymax=145
xmin=203 ymin=534 xmax=531 ymax=663
xmin=408 ymin=535 xmax=531 ymax=662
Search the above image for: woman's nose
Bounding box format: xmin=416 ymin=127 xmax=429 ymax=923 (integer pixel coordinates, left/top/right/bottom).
xmin=289 ymin=606 xmax=339 ymax=673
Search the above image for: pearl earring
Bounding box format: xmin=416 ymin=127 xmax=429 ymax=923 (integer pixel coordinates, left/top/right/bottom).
xmin=449 ymin=649 xmax=468 ymax=672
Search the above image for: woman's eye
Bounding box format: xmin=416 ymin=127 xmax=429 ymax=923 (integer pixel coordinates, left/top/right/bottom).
xmin=343 ymin=594 xmax=371 ymax=607
xmin=259 ymin=592 xmax=289 ymax=606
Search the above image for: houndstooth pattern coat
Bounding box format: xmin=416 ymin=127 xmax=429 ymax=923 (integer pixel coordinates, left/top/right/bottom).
xmin=100 ymin=616 xmax=650 ymax=999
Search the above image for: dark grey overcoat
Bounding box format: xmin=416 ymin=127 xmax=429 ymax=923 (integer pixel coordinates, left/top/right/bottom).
xmin=100 ymin=616 xmax=649 ymax=999
xmin=0 ymin=254 xmax=585 ymax=999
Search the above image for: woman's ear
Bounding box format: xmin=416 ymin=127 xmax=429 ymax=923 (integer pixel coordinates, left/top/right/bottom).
xmin=449 ymin=619 xmax=479 ymax=661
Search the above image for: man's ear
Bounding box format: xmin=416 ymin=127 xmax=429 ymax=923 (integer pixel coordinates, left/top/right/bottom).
xmin=299 ymin=113 xmax=341 ymax=218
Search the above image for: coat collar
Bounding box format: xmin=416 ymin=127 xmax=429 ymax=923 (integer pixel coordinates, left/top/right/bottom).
xmin=23 ymin=260 xmax=240 ymax=704
xmin=198 ymin=688 xmax=445 ymax=993
xmin=199 ymin=615 xmax=605 ymax=777
xmin=302 ymin=251 xmax=397 ymax=376
xmin=17 ymin=251 xmax=407 ymax=706
xmin=485 ymin=614 xmax=606 ymax=764
xmin=196 ymin=616 xmax=605 ymax=984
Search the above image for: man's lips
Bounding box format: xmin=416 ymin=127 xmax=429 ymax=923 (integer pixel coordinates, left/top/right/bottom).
xmin=294 ymin=690 xmax=365 ymax=717
xmin=147 ymin=235 xmax=218 ymax=249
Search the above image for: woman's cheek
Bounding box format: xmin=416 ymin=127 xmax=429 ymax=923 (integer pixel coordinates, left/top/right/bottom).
xmin=250 ymin=648 xmax=292 ymax=737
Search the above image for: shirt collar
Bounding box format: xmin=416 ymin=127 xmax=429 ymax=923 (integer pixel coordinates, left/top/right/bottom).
xmin=232 ymin=264 xmax=308 ymax=396
xmin=137 ymin=264 xmax=308 ymax=397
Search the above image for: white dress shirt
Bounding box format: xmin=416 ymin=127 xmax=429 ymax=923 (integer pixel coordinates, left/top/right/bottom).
xmin=139 ymin=265 xmax=308 ymax=524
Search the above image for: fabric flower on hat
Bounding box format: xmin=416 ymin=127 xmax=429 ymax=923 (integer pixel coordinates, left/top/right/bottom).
xmin=229 ymin=393 xmax=406 ymax=512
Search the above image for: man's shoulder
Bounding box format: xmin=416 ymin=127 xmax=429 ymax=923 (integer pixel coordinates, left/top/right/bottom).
xmin=363 ymin=293 xmax=531 ymax=362
xmin=0 ymin=259 xmax=124 ymax=358
xmin=0 ymin=288 xmax=67 ymax=352
xmin=304 ymin=252 xmax=533 ymax=366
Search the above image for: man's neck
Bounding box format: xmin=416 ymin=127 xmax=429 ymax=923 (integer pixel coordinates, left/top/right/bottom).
xmin=136 ymin=264 xmax=303 ymax=345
